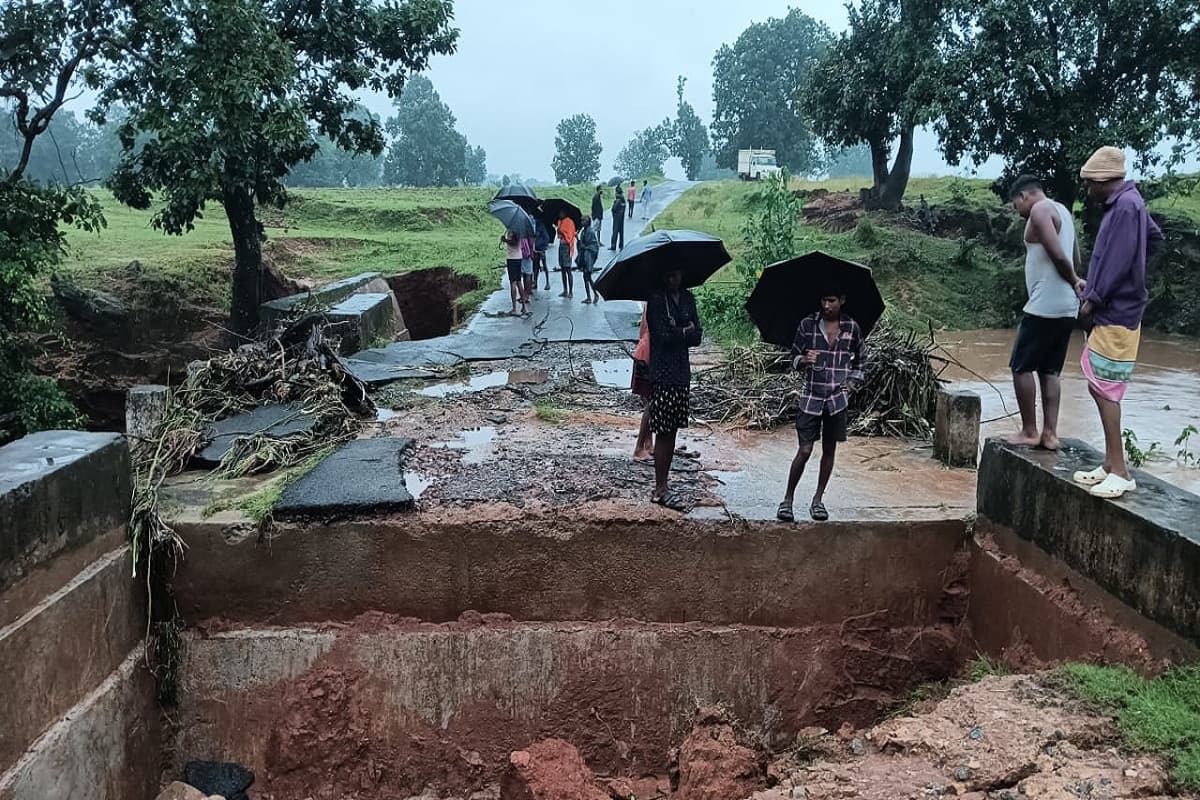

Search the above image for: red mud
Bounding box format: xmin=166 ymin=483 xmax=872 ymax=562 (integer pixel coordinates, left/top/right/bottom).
xmin=673 ymin=707 xmax=766 ymax=800
xmin=500 ymin=739 xmax=608 ymax=800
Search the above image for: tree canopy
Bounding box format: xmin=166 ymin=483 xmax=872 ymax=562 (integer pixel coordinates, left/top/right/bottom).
xmin=825 ymin=144 xmax=874 ymax=179
xmin=936 ymin=0 xmax=1200 ymax=206
xmin=804 ymin=0 xmax=950 ymax=209
xmin=383 ymin=75 xmax=471 ymax=187
xmin=614 ymin=126 xmax=671 ymax=180
xmin=94 ymin=0 xmax=458 ymax=334
xmin=710 ymin=9 xmax=832 ymax=175
xmin=551 ymin=113 xmax=601 ymax=184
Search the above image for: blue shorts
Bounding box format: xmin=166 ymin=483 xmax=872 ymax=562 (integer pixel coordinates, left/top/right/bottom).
xmin=521 ymin=257 xmax=533 ymax=276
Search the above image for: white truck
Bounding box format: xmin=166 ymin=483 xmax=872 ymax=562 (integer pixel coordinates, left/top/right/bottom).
xmin=737 ymin=149 xmax=781 ymax=180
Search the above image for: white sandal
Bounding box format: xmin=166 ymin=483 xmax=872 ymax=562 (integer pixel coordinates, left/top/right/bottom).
xmin=1073 ymin=465 xmax=1108 ymax=486
xmin=1090 ymin=473 xmax=1137 ymax=499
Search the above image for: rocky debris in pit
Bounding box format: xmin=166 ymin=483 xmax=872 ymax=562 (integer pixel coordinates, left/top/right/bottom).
xmin=600 ymin=775 xmax=671 ymax=799
xmin=500 ymin=739 xmax=609 ymax=800
xmin=673 ymin=706 xmax=767 ymax=800
xmin=154 ymin=782 xmax=224 ymax=800
xmin=763 ymin=675 xmax=1177 ymax=800
xmin=184 ymin=760 xmax=255 ymax=800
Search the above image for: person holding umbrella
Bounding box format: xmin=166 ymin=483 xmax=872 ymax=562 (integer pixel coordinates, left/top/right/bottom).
xmin=501 ymin=229 xmax=528 ymax=316
xmin=776 ymin=284 xmax=867 ymax=522
xmin=647 ymin=268 xmax=702 ymax=510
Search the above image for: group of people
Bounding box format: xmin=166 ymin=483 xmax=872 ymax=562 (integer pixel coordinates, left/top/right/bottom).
xmin=592 ymin=180 xmax=652 ymax=252
xmin=627 ymin=144 xmax=1161 ymax=515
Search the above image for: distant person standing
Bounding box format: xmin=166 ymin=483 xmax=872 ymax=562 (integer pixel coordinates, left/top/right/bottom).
xmin=640 ymin=180 xmax=652 ymax=218
xmin=627 ymin=181 xmax=637 ymax=219
xmin=610 ymin=185 xmax=626 ymax=250
xmin=591 ymin=185 xmax=605 ymax=241
xmin=533 ymin=217 xmax=552 ymax=291
xmin=1072 ymin=147 xmax=1164 ymax=500
xmin=577 ymin=214 xmax=601 ymax=304
xmin=1006 ymin=175 xmax=1085 ymax=451
xmin=556 ymin=210 xmax=577 ymax=299
xmin=501 ymin=230 xmax=527 ymax=316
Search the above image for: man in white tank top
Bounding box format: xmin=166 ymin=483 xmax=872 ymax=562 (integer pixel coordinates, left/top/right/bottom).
xmin=1007 ymin=175 xmax=1087 ymax=450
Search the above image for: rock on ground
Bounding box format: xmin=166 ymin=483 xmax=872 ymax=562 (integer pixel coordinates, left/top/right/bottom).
xmin=500 ymin=739 xmax=609 ymax=800
xmin=154 ymin=783 xmax=225 ymax=800
xmin=769 ymin=674 xmax=1175 ymax=800
xmin=675 ymin=706 xmax=766 ymax=800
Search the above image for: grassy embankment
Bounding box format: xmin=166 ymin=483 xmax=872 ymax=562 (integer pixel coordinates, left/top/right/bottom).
xmin=59 ymin=183 xmax=599 ymax=318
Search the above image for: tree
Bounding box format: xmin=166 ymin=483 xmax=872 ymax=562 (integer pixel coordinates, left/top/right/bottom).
xmin=551 ymin=114 xmax=601 ymax=184
xmin=1 ymin=0 xmax=118 ymax=440
xmin=805 ymin=0 xmax=951 ymax=209
xmin=95 ymin=0 xmax=458 ymax=335
xmin=614 ymin=125 xmax=671 ymax=180
xmin=825 ymin=145 xmax=874 ymax=179
xmin=936 ymin=0 xmax=1200 ymax=207
xmin=711 ymin=9 xmax=832 ymax=175
xmin=464 ymin=143 xmax=487 ymax=185
xmin=286 ymin=137 xmax=383 ymax=187
xmin=669 ymin=76 xmax=709 ymax=180
xmin=696 ymin=152 xmax=736 ymax=181
xmin=383 ymin=75 xmax=469 ymax=187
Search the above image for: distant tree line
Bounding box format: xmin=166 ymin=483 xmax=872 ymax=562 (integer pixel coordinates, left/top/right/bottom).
xmin=712 ymin=0 xmax=1200 ymax=211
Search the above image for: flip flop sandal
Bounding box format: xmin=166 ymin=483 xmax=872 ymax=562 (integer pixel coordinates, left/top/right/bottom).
xmin=810 ymin=501 xmax=829 ymax=521
xmin=635 ymin=455 xmax=656 ymax=466
xmin=659 ymin=489 xmax=689 ymax=512
xmin=776 ymin=501 xmax=794 ymax=522
xmin=674 ymin=447 xmax=700 ymax=459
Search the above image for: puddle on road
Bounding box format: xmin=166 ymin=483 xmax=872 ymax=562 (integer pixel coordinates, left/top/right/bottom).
xmin=418 ymin=371 xmax=509 ymax=398
xmin=433 ymin=426 xmax=498 ymax=465
xmin=403 ymin=472 xmax=433 ymax=499
xmin=375 ymin=407 xmax=400 ymax=422
xmin=592 ymin=358 xmax=632 ymax=389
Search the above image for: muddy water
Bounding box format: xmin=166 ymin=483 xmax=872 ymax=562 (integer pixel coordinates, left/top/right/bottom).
xmin=939 ymin=330 xmax=1200 ymax=493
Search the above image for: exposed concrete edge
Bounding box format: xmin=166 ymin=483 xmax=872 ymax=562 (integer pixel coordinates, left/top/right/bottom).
xmin=0 ymin=546 xmax=143 ymax=769
xmin=0 ymin=526 xmax=125 ymax=628
xmin=977 ymin=437 xmax=1200 ymax=645
xmin=0 ymin=647 xmax=159 ymax=800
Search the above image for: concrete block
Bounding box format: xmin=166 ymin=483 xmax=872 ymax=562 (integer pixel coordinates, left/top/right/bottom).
xmin=0 ymin=432 xmax=130 ymax=593
xmin=934 ymin=386 xmax=981 ymax=467
xmin=977 ymin=437 xmax=1200 ymax=645
xmin=0 ymin=648 xmax=159 ymax=800
xmin=274 ymin=437 xmax=416 ymax=519
xmin=126 ymin=384 xmax=170 ymax=441
xmin=0 ymin=546 xmax=143 ymax=769
xmin=326 ymin=292 xmax=398 ymax=354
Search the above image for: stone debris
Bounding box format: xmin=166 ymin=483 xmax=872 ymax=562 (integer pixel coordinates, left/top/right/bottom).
xmin=183 ymin=760 xmax=254 ymax=800
xmin=154 ymin=783 xmax=205 ymax=800
xmin=500 ymin=739 xmax=609 ymax=800
xmin=674 ymin=706 xmax=766 ymax=800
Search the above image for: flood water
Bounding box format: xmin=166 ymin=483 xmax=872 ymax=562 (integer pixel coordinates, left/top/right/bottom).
xmin=939 ymin=330 xmax=1200 ymax=493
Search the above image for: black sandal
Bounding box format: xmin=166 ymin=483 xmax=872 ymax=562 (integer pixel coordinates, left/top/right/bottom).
xmin=657 ymin=489 xmax=689 ymax=512
xmin=776 ymin=501 xmax=794 ymax=522
xmin=810 ymin=500 xmax=829 ymax=521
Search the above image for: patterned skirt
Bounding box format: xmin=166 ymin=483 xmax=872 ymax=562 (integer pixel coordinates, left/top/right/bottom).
xmin=1081 ymin=324 xmax=1140 ymax=402
xmin=649 ymin=384 xmax=690 ymax=434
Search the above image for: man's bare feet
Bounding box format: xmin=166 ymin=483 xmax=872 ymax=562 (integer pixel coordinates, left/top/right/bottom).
xmin=1006 ymin=431 xmax=1042 ymax=446
xmin=1039 ymin=432 xmax=1060 ymax=450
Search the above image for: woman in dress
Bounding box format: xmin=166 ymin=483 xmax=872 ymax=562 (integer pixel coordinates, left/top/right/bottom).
xmin=646 ymin=267 xmax=702 ymax=510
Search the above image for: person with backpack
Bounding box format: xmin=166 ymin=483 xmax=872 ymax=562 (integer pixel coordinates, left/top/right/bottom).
xmin=610 ymin=184 xmax=626 ymax=250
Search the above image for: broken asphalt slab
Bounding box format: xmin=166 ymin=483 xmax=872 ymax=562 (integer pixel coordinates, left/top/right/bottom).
xmin=274 ymin=437 xmax=417 ymax=518
xmin=194 ymin=403 xmax=317 ymax=468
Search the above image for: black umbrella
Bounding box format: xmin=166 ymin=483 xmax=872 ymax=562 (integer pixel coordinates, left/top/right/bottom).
xmin=538 ymin=198 xmax=583 ymax=229
xmin=487 ymin=200 xmax=535 ymax=238
xmin=493 ymin=184 xmax=540 ymax=214
xmin=594 ymin=230 xmax=731 ymax=302
xmin=745 ymin=251 xmax=886 ymax=347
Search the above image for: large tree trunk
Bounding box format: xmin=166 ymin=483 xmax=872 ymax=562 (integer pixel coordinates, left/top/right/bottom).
xmin=864 ymin=127 xmax=915 ymax=211
xmin=223 ymin=184 xmax=264 ymax=337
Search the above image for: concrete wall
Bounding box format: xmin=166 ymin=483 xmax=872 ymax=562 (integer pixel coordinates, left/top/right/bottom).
xmin=977 ymin=438 xmax=1200 ymax=648
xmin=0 ymin=431 xmax=158 ymax=800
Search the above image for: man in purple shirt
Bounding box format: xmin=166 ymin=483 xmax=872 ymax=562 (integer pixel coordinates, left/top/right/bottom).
xmin=1072 ymin=146 xmax=1164 ymax=500
xmin=776 ymin=286 xmax=867 ymax=523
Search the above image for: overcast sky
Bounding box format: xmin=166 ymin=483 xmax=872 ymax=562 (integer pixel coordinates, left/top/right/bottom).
xmin=353 ymin=0 xmax=998 ymax=182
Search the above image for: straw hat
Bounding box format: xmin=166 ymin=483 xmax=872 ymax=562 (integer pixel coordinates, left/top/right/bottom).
xmin=1079 ymin=146 xmax=1126 ymax=181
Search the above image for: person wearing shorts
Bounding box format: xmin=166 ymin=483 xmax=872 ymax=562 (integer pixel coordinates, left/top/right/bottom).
xmin=501 ymin=230 xmax=526 ymax=315
xmin=777 ymin=288 xmax=866 ymax=523
xmin=1006 ymin=175 xmax=1084 ymax=451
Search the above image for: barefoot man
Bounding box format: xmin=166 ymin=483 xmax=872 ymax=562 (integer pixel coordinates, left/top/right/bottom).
xmin=1006 ymin=175 xmax=1086 ymax=450
xmin=1072 ymin=147 xmax=1163 ymax=500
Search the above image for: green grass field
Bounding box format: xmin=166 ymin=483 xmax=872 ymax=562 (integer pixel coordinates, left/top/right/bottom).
xmin=60 ymin=183 xmax=599 ymax=313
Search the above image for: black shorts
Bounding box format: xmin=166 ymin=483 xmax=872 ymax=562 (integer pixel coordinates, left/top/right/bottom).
xmin=796 ymin=410 xmax=847 ymax=444
xmin=558 ymin=244 xmax=574 ymax=270
xmin=506 ymin=259 xmax=522 ymax=283
xmin=1010 ymin=313 xmax=1075 ymax=375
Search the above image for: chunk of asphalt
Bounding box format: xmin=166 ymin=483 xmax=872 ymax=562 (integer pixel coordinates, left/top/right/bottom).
xmin=183 ymin=760 xmax=254 ymax=800
xmin=194 ymin=403 xmax=317 ymax=468
xmin=274 ymin=437 xmax=416 ymax=518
